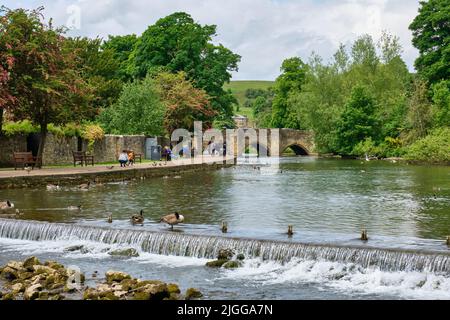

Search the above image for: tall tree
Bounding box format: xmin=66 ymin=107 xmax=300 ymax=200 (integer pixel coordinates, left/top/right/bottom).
xmin=271 ymin=57 xmax=307 ymax=128
xmin=409 ymin=0 xmax=450 ymax=85
xmin=101 ymin=34 xmax=137 ymax=81
xmin=98 ymin=76 xmax=165 ymax=136
xmin=65 ymin=37 xmax=123 ymax=112
xmin=131 ymin=12 xmax=240 ymax=121
xmin=335 ymin=86 xmax=379 ymax=155
xmin=0 ymin=7 xmax=93 ymax=161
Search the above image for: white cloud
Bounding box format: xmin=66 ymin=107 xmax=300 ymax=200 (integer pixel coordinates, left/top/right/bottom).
xmin=3 ymin=0 xmax=420 ymax=80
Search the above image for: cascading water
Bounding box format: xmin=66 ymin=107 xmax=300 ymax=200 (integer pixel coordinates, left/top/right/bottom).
xmin=0 ymin=218 xmax=449 ymax=274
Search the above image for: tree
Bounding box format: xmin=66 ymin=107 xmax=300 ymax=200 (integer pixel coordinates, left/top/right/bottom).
xmin=0 ymin=7 xmax=93 ymax=161
xmin=131 ymin=12 xmax=240 ymax=120
xmin=405 ymin=79 xmax=434 ymax=142
xmin=98 ymin=76 xmax=165 ymax=136
xmin=335 ymin=86 xmax=379 ymax=155
xmin=271 ymin=57 xmax=307 ymax=128
xmin=409 ymin=0 xmax=450 ymax=85
xmin=65 ymin=37 xmax=123 ymax=112
xmin=431 ymin=80 xmax=450 ymax=127
xmin=154 ymin=72 xmax=216 ymax=134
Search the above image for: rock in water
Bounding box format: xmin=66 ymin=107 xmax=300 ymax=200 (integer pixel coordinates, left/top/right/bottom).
xmin=24 ymin=283 xmax=43 ymax=300
xmin=223 ymin=261 xmax=242 ymax=269
xmin=217 ymin=248 xmax=234 ymax=260
xmin=23 ymin=257 xmax=41 ymax=271
xmin=185 ymin=288 xmax=203 ymax=300
xmin=108 ymin=248 xmax=139 ymax=257
xmin=205 ymin=260 xmax=228 ymax=268
xmin=105 ymin=270 xmax=131 ymax=283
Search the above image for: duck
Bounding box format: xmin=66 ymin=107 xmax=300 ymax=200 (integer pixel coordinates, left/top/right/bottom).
xmin=131 ymin=210 xmax=144 ymax=224
xmin=0 ymin=200 xmax=15 ymax=211
xmin=67 ymin=205 xmax=82 ymax=211
xmin=160 ymin=212 xmax=184 ymax=230
xmin=79 ymin=181 xmax=91 ymax=190
xmin=107 ymin=214 xmax=113 ymax=223
xmin=106 ymin=166 xmax=114 ymax=170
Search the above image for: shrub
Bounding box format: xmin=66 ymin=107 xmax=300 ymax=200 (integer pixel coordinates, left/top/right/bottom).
xmin=2 ymin=120 xmax=39 ymax=136
xmin=405 ymin=128 xmax=450 ymax=163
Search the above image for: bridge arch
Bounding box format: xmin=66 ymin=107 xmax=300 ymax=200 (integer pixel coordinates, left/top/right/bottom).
xmin=282 ymin=143 xmax=310 ymax=156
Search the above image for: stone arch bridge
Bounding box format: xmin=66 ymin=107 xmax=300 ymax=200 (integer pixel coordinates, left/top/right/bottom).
xmin=225 ymin=128 xmax=316 ymax=156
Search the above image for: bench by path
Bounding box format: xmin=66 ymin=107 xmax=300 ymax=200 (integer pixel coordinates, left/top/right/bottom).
xmin=0 ymin=156 xmax=235 ymax=189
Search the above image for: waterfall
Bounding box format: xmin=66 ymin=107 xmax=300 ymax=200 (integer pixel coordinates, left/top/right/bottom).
xmin=1 ymin=218 xmax=449 ymax=274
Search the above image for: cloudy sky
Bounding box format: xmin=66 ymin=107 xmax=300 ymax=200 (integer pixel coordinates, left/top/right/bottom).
xmin=4 ymin=0 xmax=420 ymax=80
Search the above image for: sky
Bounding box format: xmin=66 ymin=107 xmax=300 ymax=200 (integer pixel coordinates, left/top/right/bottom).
xmin=3 ymin=0 xmax=421 ymax=80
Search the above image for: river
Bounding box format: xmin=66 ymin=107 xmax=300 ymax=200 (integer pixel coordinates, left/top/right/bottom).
xmin=1 ymin=157 xmax=449 ymax=299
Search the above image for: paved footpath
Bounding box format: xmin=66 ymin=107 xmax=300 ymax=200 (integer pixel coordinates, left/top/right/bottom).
xmin=0 ymin=156 xmax=234 ymax=180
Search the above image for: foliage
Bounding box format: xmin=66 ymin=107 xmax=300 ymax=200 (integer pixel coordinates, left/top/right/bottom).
xmin=154 ymin=71 xmax=216 ymax=133
xmin=130 ymin=12 xmax=240 ymax=120
xmin=335 ymin=86 xmax=379 ymax=155
xmin=405 ymin=128 xmax=450 ymax=163
xmin=271 ymin=57 xmax=307 ymax=128
xmin=0 ymin=7 xmax=94 ymax=161
xmin=64 ymin=37 xmax=123 ymax=111
xmin=81 ymin=123 xmax=104 ymax=152
xmin=2 ymin=120 xmax=39 ymax=136
xmin=431 ymin=80 xmax=450 ymax=128
xmin=101 ymin=34 xmax=138 ymax=81
xmin=409 ymin=0 xmax=450 ymax=85
xmin=98 ymin=76 xmax=165 ymax=136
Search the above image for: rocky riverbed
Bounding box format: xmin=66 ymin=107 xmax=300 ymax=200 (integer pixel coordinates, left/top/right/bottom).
xmin=0 ymin=257 xmax=202 ymax=300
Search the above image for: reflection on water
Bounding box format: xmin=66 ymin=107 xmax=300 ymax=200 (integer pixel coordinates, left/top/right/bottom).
xmin=1 ymin=157 xmax=449 ymax=244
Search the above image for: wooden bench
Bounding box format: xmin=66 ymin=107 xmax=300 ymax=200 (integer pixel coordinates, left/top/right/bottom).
xmin=72 ymin=151 xmax=94 ymax=167
xmin=13 ymin=152 xmax=41 ymax=170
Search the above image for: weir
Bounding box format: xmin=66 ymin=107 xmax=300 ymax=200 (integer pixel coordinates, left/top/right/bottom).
xmin=0 ymin=218 xmax=449 ymax=274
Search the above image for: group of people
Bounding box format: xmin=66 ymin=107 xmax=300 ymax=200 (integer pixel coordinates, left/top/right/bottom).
xmin=118 ymin=150 xmax=136 ymax=167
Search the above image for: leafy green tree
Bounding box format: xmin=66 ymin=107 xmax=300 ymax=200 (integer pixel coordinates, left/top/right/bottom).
xmin=98 ymin=76 xmax=165 ymax=136
xmin=335 ymin=86 xmax=379 ymax=155
xmin=409 ymin=0 xmax=450 ymax=85
xmin=102 ymin=34 xmax=137 ymax=81
xmin=64 ymin=37 xmax=123 ymax=111
xmin=131 ymin=12 xmax=240 ymax=119
xmin=0 ymin=7 xmax=93 ymax=160
xmin=405 ymin=79 xmax=433 ymax=142
xmin=431 ymin=80 xmax=450 ymax=127
xmin=271 ymin=57 xmax=307 ymax=128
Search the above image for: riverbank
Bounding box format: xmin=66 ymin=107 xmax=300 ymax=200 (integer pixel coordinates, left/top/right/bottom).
xmin=0 ymin=156 xmax=234 ymax=189
xmin=0 ymin=257 xmax=202 ymax=300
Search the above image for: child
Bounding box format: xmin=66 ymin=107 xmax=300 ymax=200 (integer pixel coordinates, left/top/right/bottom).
xmin=118 ymin=150 xmax=128 ymax=167
xmin=127 ymin=150 xmax=135 ymax=166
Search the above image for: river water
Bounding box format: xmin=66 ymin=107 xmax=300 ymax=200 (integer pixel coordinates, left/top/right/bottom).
xmin=0 ymin=157 xmax=449 ymax=299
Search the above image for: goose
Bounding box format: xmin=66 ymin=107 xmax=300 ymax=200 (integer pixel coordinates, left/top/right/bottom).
xmin=67 ymin=205 xmax=82 ymax=211
xmin=0 ymin=200 xmax=15 ymax=211
xmin=160 ymin=212 xmax=184 ymax=230
xmin=131 ymin=210 xmax=144 ymax=224
xmin=79 ymin=181 xmax=91 ymax=190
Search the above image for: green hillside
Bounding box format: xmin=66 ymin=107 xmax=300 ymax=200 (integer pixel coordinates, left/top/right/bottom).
xmin=224 ymin=81 xmax=274 ymax=120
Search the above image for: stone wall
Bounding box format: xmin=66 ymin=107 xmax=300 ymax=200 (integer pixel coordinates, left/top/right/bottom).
xmin=0 ymin=134 xmax=149 ymax=167
xmin=89 ymin=135 xmax=146 ymax=164
xmin=42 ymin=134 xmax=78 ymax=166
xmin=0 ymin=135 xmax=27 ymax=167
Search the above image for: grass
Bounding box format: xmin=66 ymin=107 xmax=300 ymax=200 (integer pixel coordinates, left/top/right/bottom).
xmin=224 ymin=80 xmax=275 ymax=106
xmin=224 ymin=80 xmax=275 ymax=123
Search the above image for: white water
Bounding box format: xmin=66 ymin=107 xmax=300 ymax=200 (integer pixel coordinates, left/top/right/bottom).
xmin=1 ymin=218 xmax=450 ymax=300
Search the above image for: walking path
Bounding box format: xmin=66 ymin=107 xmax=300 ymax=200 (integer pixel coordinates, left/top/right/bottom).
xmin=0 ymin=156 xmax=234 ymax=188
